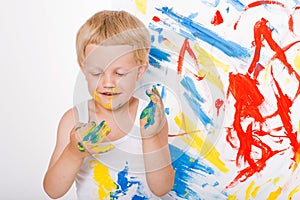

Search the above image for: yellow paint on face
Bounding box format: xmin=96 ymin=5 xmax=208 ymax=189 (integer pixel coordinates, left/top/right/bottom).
xmin=93 ymin=90 xmax=101 ymax=103
xmin=288 ymin=186 xmax=300 ymax=200
xmin=135 ymin=0 xmax=148 ymax=14
xmin=174 ymin=112 xmax=229 ymax=173
xmin=90 ymin=160 xmax=117 ymax=199
xmin=266 ymin=187 xmax=282 ymax=200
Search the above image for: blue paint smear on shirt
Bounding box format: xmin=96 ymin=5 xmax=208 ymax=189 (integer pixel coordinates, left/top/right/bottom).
xmin=169 ymin=144 xmax=215 ymax=199
xmin=227 ymin=0 xmax=245 ymax=12
xmin=149 ymin=46 xmax=171 ymax=68
xmin=156 ymin=7 xmax=250 ymax=59
xmin=111 ymin=164 xmax=148 ymax=199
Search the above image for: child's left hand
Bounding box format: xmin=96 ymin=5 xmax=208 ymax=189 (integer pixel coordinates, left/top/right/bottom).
xmin=140 ymin=85 xmax=167 ymax=138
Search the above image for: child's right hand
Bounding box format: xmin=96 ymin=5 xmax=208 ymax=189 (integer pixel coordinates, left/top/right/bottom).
xmin=69 ymin=121 xmax=114 ymax=157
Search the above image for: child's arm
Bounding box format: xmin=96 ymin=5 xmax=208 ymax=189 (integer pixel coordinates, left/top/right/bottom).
xmin=140 ymin=87 xmax=174 ymax=197
xmin=43 ymin=109 xmax=87 ymax=199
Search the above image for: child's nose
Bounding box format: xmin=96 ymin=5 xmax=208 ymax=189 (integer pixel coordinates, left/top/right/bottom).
xmin=100 ymin=73 xmax=116 ymax=88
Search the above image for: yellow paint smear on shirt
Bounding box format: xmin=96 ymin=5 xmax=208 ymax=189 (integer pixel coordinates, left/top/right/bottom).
xmin=135 ymin=0 xmax=147 ymax=14
xmin=266 ymin=187 xmax=282 ymax=200
xmin=174 ymin=112 xmax=229 ymax=172
xmin=90 ymin=160 xmax=117 ymax=199
xmin=288 ymin=186 xmax=300 ymax=200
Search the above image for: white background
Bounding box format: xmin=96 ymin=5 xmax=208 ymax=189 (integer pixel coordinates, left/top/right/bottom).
xmin=0 ymin=1 xmax=112 ymax=199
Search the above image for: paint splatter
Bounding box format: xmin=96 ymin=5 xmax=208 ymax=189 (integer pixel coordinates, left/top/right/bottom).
xmin=156 ymin=6 xmax=250 ymax=58
xmin=174 ymin=112 xmax=229 ymax=173
xmin=149 ymin=45 xmax=171 ymax=68
xmin=211 ymin=10 xmax=224 ymax=26
xmin=90 ymin=160 xmax=117 ymax=199
xmin=135 ymin=0 xmax=148 ymax=14
xmin=168 ymin=144 xmax=227 ymax=199
xmin=215 ymin=98 xmax=224 ymax=116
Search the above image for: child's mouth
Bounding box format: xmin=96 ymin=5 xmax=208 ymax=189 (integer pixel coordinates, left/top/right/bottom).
xmin=100 ymin=92 xmax=121 ymax=96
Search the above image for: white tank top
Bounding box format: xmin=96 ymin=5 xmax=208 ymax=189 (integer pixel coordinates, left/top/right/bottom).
xmin=74 ymin=99 xmax=160 ymax=200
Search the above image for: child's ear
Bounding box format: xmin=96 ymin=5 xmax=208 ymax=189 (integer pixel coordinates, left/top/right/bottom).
xmin=137 ymin=63 xmax=148 ymax=81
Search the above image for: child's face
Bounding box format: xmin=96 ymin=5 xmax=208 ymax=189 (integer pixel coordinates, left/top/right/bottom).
xmin=82 ymin=44 xmax=146 ymax=110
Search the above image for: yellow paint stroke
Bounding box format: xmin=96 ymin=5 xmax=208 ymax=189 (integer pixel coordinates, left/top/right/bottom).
xmin=174 ymin=112 xmax=229 ymax=172
xmin=163 ymin=38 xmax=179 ymax=51
xmin=294 ymin=48 xmax=300 ymax=72
xmin=246 ymin=181 xmax=255 ymax=200
xmin=292 ymin=145 xmax=300 ymax=171
xmin=298 ymin=120 xmax=300 ymax=134
xmin=252 ymin=185 xmax=261 ymax=198
xmin=135 ymin=0 xmax=148 ymax=14
xmin=266 ymin=187 xmax=282 ymax=200
xmin=90 ymin=160 xmax=117 ymax=199
xmin=273 ymin=177 xmax=280 ymax=186
xmin=193 ymin=45 xmax=225 ymax=94
xmin=228 ymin=190 xmax=238 ymax=200
xmin=288 ymin=186 xmax=300 ymax=200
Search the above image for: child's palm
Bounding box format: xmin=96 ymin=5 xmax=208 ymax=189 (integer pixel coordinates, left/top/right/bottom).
xmin=140 ymin=87 xmax=166 ymax=138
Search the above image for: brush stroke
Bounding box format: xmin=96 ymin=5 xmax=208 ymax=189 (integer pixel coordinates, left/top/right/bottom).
xmin=156 ymin=6 xmax=250 ymax=59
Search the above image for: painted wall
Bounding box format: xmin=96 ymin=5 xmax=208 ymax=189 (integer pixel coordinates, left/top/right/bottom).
xmin=0 ymin=1 xmax=111 ymax=199
xmin=112 ymin=0 xmax=300 ymax=199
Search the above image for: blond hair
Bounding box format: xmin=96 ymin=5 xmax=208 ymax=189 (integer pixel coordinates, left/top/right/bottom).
xmin=76 ymin=10 xmax=151 ymax=66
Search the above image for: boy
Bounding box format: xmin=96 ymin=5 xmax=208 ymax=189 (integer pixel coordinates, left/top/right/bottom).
xmin=43 ymin=10 xmax=174 ymax=199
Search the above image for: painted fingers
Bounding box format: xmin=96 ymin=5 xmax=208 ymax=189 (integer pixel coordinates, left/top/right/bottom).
xmin=140 ymin=85 xmax=166 ymax=137
xmin=75 ymin=121 xmax=114 ymax=154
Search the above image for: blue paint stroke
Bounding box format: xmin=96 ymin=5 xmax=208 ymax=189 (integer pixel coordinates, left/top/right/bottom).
xmin=183 ymin=92 xmax=213 ymax=127
xmin=201 ymin=0 xmax=220 ymax=7
xmin=111 ymin=163 xmax=148 ymax=199
xmin=156 ymin=7 xmax=250 ymax=59
xmin=180 ymin=76 xmax=204 ymax=103
xmin=149 ymin=46 xmax=171 ymax=68
xmin=82 ymin=121 xmax=105 ymax=143
xmin=188 ymin=12 xmax=198 ymax=19
xmin=227 ymin=0 xmax=245 ymax=12
xmin=180 ymin=76 xmax=213 ymax=126
xmin=168 ymin=144 xmax=227 ymax=199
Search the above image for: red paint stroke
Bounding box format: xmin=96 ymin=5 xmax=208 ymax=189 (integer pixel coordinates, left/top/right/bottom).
xmin=168 ymin=129 xmax=201 ymax=137
xmin=226 ymin=73 xmax=282 ymax=188
xmin=215 ymin=98 xmax=224 ymax=116
xmin=288 ymin=6 xmax=300 ymax=34
xmin=234 ymin=0 xmax=288 ymax=30
xmin=211 ymin=10 xmax=224 ymax=26
xmin=177 ymin=39 xmax=199 ymax=75
xmin=152 ymin=16 xmax=161 ymax=22
xmin=185 ymin=68 xmax=205 ymax=81
xmin=249 ymin=18 xmax=300 ymax=98
xmin=226 ymin=17 xmax=300 ymax=188
xmin=270 ymin=67 xmax=298 ymax=152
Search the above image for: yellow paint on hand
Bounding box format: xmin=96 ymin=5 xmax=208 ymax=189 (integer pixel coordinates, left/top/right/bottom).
xmin=174 ymin=112 xmax=229 ymax=172
xmin=288 ymin=186 xmax=300 ymax=200
xmin=90 ymin=160 xmax=117 ymax=199
xmin=266 ymin=187 xmax=282 ymax=200
xmin=135 ymin=0 xmax=148 ymax=14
